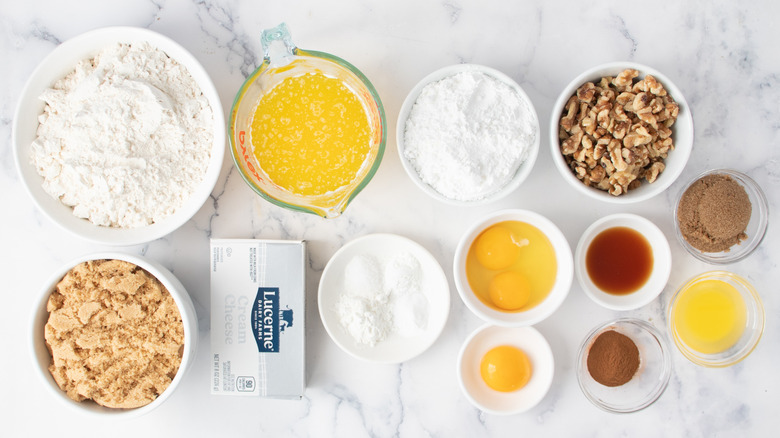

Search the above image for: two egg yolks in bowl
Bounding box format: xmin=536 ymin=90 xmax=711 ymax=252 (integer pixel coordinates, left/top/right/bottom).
xmin=466 ymin=221 xmax=557 ymax=312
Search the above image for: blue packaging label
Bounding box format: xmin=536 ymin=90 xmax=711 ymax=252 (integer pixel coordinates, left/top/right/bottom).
xmin=252 ymin=287 xmax=280 ymax=353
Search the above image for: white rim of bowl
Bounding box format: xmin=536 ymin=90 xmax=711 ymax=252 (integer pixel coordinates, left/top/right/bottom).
xmin=396 ymin=64 xmax=540 ymax=206
xmin=574 ymin=213 xmax=672 ymax=311
xmin=453 ymin=209 xmax=573 ymax=326
xmin=12 ymin=26 xmax=225 ymax=246
xmin=548 ymin=61 xmax=694 ymax=204
xmin=30 ymin=252 xmax=198 ymax=418
xmin=673 ymin=169 xmax=769 ymax=264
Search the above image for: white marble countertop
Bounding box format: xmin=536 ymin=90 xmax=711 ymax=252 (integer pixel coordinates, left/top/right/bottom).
xmin=2 ymin=0 xmax=778 ymax=436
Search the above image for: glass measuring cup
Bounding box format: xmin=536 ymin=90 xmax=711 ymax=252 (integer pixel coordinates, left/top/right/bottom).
xmin=229 ymin=23 xmax=386 ymax=218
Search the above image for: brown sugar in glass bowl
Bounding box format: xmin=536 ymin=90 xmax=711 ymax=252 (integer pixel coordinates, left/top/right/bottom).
xmin=674 ymin=169 xmax=768 ymax=264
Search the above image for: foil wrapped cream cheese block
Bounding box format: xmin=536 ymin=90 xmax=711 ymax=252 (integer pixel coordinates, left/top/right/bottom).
xmin=210 ymin=239 xmax=306 ymax=398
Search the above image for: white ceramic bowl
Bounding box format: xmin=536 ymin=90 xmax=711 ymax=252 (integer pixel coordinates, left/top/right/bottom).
xmin=457 ymin=324 xmax=554 ymax=415
xmin=549 ymin=62 xmax=693 ymax=204
xmin=575 ymin=214 xmax=671 ymax=311
xmin=30 ymin=252 xmax=198 ymax=419
xmin=397 ymin=64 xmax=540 ymax=205
xmin=13 ymin=26 xmax=225 ymax=246
xmin=318 ymin=234 xmax=450 ymax=364
xmin=453 ymin=209 xmax=573 ymax=326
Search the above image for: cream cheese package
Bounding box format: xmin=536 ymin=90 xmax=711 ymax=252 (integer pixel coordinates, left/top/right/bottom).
xmin=210 ymin=239 xmax=306 ymax=398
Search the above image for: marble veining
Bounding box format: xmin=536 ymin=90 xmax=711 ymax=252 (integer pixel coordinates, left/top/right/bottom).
xmin=2 ymin=0 xmax=779 ymax=436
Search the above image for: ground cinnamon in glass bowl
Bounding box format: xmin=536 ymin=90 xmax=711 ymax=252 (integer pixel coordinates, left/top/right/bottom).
xmin=587 ymin=330 xmax=640 ymax=387
xmin=675 ymin=169 xmax=768 ymax=264
xmin=576 ymin=318 xmax=671 ymax=413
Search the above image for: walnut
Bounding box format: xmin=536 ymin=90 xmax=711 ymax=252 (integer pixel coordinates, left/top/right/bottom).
xmin=645 ymin=161 xmax=665 ymax=183
xmin=590 ymin=165 xmax=606 ymax=183
xmin=561 ymin=95 xmax=579 ymax=132
xmin=557 ymin=68 xmax=680 ymax=196
xmin=561 ymin=129 xmax=583 ymax=155
xmin=644 ymin=75 xmax=667 ymax=96
xmin=613 ymin=69 xmax=639 ymax=90
xmin=577 ymin=82 xmax=596 ymax=103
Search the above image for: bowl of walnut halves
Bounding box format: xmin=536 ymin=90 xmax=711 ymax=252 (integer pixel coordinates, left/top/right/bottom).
xmin=549 ymin=62 xmax=693 ymax=203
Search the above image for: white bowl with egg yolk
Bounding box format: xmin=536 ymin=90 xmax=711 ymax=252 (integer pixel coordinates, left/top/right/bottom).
xmin=453 ymin=209 xmax=574 ymax=326
xmin=457 ymin=324 xmax=554 ymax=415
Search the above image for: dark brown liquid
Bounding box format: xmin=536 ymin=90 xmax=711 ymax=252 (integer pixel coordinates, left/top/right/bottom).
xmin=585 ymin=227 xmax=653 ymax=295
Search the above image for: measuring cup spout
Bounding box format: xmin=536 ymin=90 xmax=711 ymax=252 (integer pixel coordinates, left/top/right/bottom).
xmin=261 ymin=23 xmax=298 ymax=67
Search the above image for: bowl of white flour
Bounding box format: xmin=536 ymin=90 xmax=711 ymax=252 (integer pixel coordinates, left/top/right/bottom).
xmin=13 ymin=27 xmax=224 ymax=246
xmin=397 ymin=64 xmax=540 ymax=205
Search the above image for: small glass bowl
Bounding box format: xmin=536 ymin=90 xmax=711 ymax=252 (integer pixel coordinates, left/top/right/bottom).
xmin=576 ymin=318 xmax=672 ymax=413
xmin=674 ymin=169 xmax=768 ymax=264
xmin=668 ymin=271 xmax=764 ymax=367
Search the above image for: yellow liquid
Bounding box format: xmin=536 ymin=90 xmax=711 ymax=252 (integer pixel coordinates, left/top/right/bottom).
xmin=466 ymin=221 xmax=557 ymax=312
xmin=673 ymin=279 xmax=747 ymax=354
xmin=250 ymin=72 xmax=372 ymax=197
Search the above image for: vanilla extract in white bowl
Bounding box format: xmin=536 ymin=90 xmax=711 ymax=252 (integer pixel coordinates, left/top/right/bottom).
xmin=575 ymin=214 xmax=671 ymax=311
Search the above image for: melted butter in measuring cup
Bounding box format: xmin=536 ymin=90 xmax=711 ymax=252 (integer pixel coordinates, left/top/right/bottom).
xmin=250 ymin=69 xmax=373 ymax=197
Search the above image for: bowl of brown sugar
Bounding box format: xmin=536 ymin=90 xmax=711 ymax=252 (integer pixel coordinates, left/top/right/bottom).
xmin=675 ymin=169 xmax=768 ymax=264
xmin=31 ymin=253 xmax=198 ymax=418
xmin=576 ymin=318 xmax=672 ymax=413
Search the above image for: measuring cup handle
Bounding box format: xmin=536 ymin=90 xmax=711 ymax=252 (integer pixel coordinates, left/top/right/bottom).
xmin=261 ymin=23 xmax=298 ymax=65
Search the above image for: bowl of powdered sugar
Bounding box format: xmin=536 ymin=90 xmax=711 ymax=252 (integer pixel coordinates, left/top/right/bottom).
xmin=13 ymin=27 xmax=224 ymax=246
xmin=397 ymin=64 xmax=540 ymax=205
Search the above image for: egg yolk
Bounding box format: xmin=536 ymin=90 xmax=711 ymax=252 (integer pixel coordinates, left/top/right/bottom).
xmin=480 ymin=345 xmax=532 ymax=392
xmin=488 ymin=271 xmax=531 ymax=311
xmin=474 ymin=226 xmax=520 ymax=270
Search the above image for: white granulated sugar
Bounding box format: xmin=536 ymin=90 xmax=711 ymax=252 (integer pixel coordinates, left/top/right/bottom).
xmin=383 ymin=251 xmax=422 ymax=294
xmin=31 ymin=42 xmax=214 ymax=228
xmin=393 ymin=292 xmax=428 ymax=338
xmin=335 ymin=252 xmax=429 ymax=346
xmin=403 ymin=71 xmax=536 ymax=201
xmin=344 ymin=254 xmax=385 ymax=300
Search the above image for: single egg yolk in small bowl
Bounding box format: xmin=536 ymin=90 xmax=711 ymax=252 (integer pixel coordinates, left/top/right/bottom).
xmin=480 ymin=345 xmax=532 ymax=392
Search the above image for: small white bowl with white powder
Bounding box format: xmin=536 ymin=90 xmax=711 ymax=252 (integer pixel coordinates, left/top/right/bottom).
xmin=13 ymin=27 xmax=224 ymax=246
xmin=397 ymin=64 xmax=540 ymax=205
xmin=318 ymin=234 xmax=450 ymax=364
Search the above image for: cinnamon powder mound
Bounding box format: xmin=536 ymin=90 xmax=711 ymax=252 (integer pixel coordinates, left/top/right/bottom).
xmin=587 ymin=330 xmax=640 ymax=387
xmin=677 ymin=174 xmax=751 ymax=253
